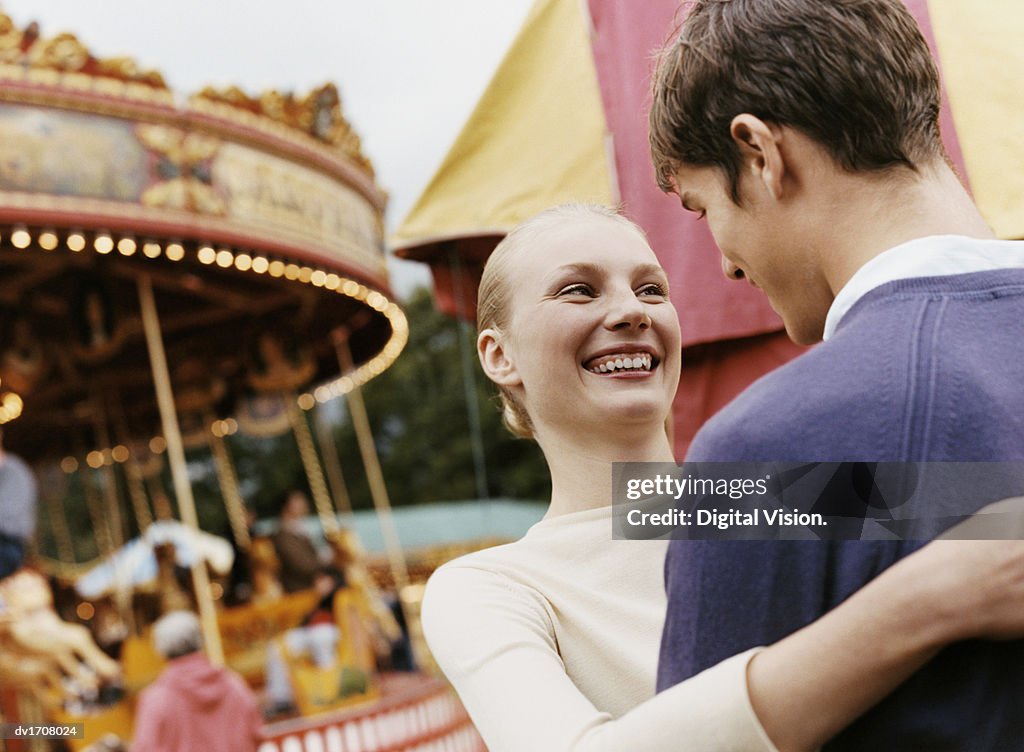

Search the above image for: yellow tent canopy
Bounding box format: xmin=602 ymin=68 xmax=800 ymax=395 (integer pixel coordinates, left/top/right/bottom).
xmin=392 ymin=0 xmax=613 ymax=259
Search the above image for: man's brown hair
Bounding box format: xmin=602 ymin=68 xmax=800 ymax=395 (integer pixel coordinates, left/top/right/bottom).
xmin=650 ymin=0 xmax=944 ymax=201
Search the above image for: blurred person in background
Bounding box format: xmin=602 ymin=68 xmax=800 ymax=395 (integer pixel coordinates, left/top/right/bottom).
xmin=132 ymin=610 xmax=262 ymax=752
xmin=0 ymin=426 xmax=37 ymax=578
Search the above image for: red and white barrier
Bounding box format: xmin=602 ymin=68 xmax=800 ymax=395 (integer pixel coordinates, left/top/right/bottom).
xmin=259 ymin=674 xmax=485 ymax=752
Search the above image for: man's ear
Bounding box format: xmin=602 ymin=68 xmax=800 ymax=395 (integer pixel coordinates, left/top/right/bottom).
xmin=729 ymin=114 xmax=785 ymax=201
xmin=478 ymin=328 xmax=521 ymax=387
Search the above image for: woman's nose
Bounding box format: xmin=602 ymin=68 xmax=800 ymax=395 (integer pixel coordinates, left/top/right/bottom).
xmin=605 ymin=290 xmax=651 ymax=330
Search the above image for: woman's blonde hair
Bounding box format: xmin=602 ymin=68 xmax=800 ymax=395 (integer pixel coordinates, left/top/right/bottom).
xmin=477 ymin=203 xmax=649 ymax=439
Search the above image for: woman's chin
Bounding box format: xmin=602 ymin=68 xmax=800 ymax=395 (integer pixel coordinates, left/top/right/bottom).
xmin=581 ymin=397 xmax=669 ymax=435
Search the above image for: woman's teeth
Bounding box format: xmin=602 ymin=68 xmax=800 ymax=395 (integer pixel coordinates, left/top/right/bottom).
xmin=587 ymin=354 xmax=653 ymax=373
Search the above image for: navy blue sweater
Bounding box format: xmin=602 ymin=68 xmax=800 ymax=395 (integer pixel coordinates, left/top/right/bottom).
xmin=659 ymin=270 xmax=1024 ymax=751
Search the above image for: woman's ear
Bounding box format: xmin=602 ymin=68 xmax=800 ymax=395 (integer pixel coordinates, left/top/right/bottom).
xmin=478 ymin=328 xmax=521 ymax=387
xmin=729 ymin=113 xmax=785 ymax=201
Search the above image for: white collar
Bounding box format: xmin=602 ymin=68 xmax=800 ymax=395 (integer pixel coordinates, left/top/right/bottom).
xmin=823 ymin=235 xmax=1024 ymax=340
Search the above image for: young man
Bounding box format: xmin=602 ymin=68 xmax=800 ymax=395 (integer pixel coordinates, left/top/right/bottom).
xmin=648 ymin=0 xmax=1024 ymax=748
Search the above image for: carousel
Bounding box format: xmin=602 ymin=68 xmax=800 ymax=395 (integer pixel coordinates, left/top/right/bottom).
xmin=0 ymin=13 xmax=480 ymax=752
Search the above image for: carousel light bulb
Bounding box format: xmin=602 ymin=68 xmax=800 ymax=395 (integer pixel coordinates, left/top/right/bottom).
xmin=61 ymin=456 xmax=79 ymax=474
xmin=298 ymin=266 xmax=313 ymax=284
xmin=67 ymin=233 xmax=86 ymax=252
xmin=149 ymin=436 xmax=167 ymax=454
xmin=284 ymin=263 xmax=300 ymax=281
xmin=325 ymin=273 xmax=340 ymax=290
xmin=117 ymin=237 xmax=137 ymax=256
xmin=11 ymin=228 xmax=31 ymax=249
xmin=101 ymin=448 xmax=113 ymax=466
xmin=94 ymin=235 xmax=114 ymax=254
xmin=197 ymin=246 xmax=216 ymax=265
xmin=0 ymin=392 xmax=23 ymax=423
xmin=224 ymin=418 xmax=238 ymax=434
xmin=211 ymin=420 xmax=224 ymax=438
xmin=234 ymin=253 xmax=252 ymax=272
xmin=38 ymin=231 xmax=59 ymax=251
xmin=314 ymin=386 xmax=330 ymax=403
xmin=142 ymin=242 xmax=162 ymax=258
xmin=341 ymin=280 xmax=359 ymax=296
xmin=111 ymin=445 xmax=130 ymax=463
xmin=268 ymin=260 xmax=285 ymax=278
xmin=297 ymin=393 xmax=316 ymax=411
xmin=311 ymin=270 xmax=327 ymax=287
xmin=166 ymin=243 xmax=185 ymax=261
xmin=251 ymin=256 xmax=269 ymax=274
xmin=86 ymin=450 xmax=104 ymax=469
xmin=215 ymin=249 xmax=233 ymax=268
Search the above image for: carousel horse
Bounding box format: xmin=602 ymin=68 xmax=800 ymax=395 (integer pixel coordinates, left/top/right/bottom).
xmin=0 ymin=569 xmax=121 ymax=704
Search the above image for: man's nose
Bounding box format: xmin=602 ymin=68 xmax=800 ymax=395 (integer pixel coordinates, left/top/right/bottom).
xmin=722 ymin=256 xmax=745 ymax=281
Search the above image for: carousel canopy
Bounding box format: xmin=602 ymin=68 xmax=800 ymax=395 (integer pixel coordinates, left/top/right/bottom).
xmin=0 ymin=13 xmax=408 ymax=461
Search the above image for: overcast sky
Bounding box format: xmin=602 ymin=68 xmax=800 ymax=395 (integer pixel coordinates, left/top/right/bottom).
xmin=1 ymin=0 xmax=536 ymax=297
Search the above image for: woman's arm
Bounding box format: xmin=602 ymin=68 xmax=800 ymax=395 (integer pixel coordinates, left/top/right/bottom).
xmin=425 ymin=538 xmax=1024 ymax=752
xmin=422 ymin=564 xmax=777 ymax=752
xmin=749 ymin=537 xmax=1024 ymax=751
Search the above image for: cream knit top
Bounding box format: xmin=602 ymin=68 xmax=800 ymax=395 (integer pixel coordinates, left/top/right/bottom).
xmin=421 ymin=505 xmax=777 ymax=751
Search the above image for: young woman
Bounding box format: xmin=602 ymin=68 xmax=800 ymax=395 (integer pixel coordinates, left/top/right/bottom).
xmin=421 ymin=204 xmax=1024 ymax=752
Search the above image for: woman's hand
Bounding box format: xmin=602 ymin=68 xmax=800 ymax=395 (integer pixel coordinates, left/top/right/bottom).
xmin=905 ymin=540 xmax=1024 ymax=642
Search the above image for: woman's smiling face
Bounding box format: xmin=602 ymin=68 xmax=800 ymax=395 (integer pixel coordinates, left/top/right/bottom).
xmin=493 ymin=213 xmax=682 ymax=440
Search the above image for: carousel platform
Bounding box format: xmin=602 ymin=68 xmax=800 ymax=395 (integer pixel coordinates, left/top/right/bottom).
xmin=259 ymin=673 xmax=483 ymax=752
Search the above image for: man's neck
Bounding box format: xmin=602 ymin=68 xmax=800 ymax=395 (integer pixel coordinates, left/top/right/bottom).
xmin=816 ymin=159 xmax=995 ymax=296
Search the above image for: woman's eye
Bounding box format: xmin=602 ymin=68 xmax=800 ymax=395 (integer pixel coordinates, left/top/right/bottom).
xmin=638 ymin=283 xmax=667 ymax=297
xmin=557 ymin=283 xmax=596 ymax=297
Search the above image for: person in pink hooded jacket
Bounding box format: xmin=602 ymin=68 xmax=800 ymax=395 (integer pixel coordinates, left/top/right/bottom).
xmin=132 ymin=610 xmax=262 ymax=752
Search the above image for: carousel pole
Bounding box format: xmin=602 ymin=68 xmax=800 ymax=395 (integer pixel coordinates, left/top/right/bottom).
xmin=112 ymin=408 xmax=154 ymax=534
xmin=314 ymin=405 xmax=355 ymax=521
xmin=334 ymin=335 xmax=414 ymax=630
xmin=206 ymin=417 xmax=250 ymax=551
xmin=123 ymin=455 xmax=154 ymax=534
xmin=82 ymin=466 xmax=114 ymax=558
xmin=42 ymin=489 xmax=75 ymax=564
xmin=137 ymin=274 xmax=224 ymax=665
xmin=287 ymin=397 xmax=340 ymax=538
xmin=91 ymin=403 xmax=125 ymax=549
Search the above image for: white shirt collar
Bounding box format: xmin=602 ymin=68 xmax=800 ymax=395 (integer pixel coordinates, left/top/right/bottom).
xmin=823 ymin=235 xmax=1024 ymax=340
